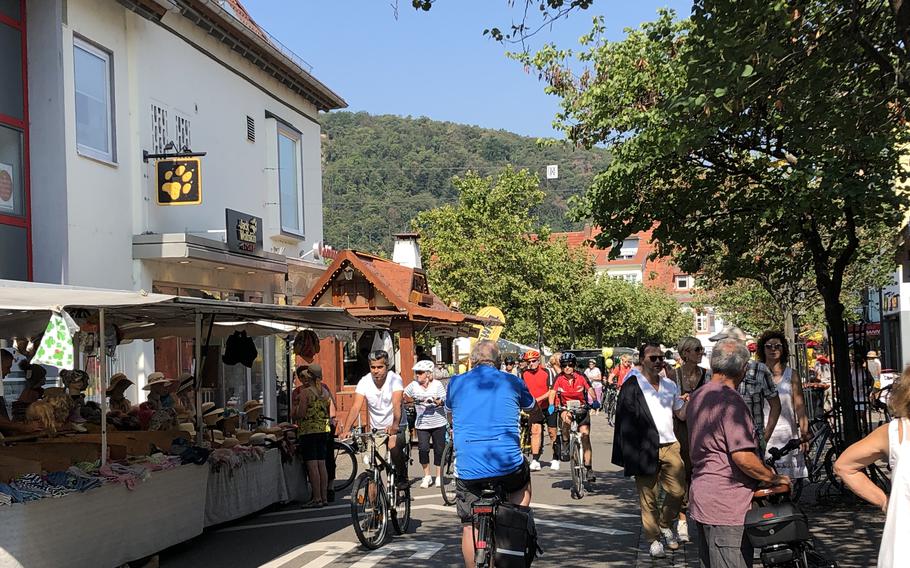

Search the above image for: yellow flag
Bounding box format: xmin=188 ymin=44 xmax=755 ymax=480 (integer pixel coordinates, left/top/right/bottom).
xmin=474 ymin=306 xmax=505 ymax=342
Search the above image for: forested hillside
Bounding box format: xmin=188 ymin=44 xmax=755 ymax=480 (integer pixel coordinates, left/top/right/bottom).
xmin=320 ymin=112 xmax=610 ymax=254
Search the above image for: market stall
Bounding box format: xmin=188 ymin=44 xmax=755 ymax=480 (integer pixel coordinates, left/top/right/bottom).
xmin=0 ymin=280 xmax=372 ymax=567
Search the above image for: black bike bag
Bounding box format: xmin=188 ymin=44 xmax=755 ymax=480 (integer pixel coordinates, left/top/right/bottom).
xmin=744 ymin=503 xmax=810 ymax=548
xmin=494 ymin=503 xmax=542 ymax=567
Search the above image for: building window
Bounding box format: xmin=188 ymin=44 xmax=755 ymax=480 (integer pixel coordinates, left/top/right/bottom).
xmin=695 ymin=311 xmax=709 ymax=333
xmin=151 ymin=104 xmax=168 ymax=153
xmin=608 ymin=270 xmax=642 ymax=283
xmin=74 ymin=37 xmax=115 ymax=163
xmin=616 ymin=238 xmax=639 ymax=260
xmin=277 ymin=127 xmax=304 ymax=236
xmin=675 ymin=275 xmax=691 ymax=290
xmin=175 ymin=114 xmax=191 ymax=151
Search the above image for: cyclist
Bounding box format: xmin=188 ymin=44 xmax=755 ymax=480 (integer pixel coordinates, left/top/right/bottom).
xmin=517 ymin=354 xmax=529 ymax=375
xmin=521 ymin=349 xmax=559 ymax=471
xmin=446 ymin=340 xmax=535 ymax=568
xmin=503 ymin=355 xmax=519 ymax=377
xmin=338 ymin=350 xmax=408 ymax=487
xmin=548 ymin=352 xmax=600 ymax=480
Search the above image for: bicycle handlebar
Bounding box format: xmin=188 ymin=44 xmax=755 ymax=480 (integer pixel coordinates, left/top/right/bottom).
xmin=765 ymin=438 xmax=801 ymax=467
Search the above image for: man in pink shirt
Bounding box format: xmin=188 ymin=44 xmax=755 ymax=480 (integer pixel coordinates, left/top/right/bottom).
xmin=687 ymin=339 xmax=790 ymax=568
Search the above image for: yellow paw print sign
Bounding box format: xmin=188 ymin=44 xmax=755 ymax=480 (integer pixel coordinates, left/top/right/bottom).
xmin=156 ymin=157 xmax=202 ymax=205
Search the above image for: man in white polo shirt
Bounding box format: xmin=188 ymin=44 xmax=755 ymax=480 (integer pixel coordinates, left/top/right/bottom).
xmin=612 ymin=342 xmax=688 ymax=558
xmin=339 ymin=349 xmax=408 ymax=485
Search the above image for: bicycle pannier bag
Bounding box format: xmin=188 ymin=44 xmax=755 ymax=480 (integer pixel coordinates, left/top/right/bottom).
xmin=744 ymin=503 xmax=809 ymax=548
xmin=494 ymin=503 xmax=542 ymax=567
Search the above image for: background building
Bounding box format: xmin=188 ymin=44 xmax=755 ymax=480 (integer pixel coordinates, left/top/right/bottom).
xmin=7 ymin=0 xmax=345 ymax=415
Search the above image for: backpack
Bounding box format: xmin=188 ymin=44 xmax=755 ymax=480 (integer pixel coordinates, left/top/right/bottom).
xmin=494 ymin=502 xmax=543 ymax=567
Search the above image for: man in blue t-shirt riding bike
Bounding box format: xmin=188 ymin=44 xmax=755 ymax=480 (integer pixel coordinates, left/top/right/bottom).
xmin=446 ymin=340 xmax=537 ymax=568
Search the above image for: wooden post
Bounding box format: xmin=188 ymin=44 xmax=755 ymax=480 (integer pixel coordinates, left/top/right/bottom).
xmin=398 ymin=324 xmax=416 ymax=386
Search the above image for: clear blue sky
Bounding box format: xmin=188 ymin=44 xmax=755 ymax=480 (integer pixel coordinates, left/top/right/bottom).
xmin=243 ymin=0 xmax=691 ymax=138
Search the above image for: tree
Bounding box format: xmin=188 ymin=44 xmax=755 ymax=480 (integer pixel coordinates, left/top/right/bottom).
xmin=519 ymin=5 xmax=910 ymax=442
xmin=412 ymin=167 xmax=590 ymax=347
xmin=412 ymin=166 xmax=692 ymax=349
xmin=575 ymin=275 xmax=693 ymax=347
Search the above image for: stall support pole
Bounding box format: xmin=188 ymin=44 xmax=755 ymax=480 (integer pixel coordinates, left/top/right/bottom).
xmin=194 ymin=312 xmax=203 ymax=445
xmin=99 ymin=307 xmax=108 ymax=466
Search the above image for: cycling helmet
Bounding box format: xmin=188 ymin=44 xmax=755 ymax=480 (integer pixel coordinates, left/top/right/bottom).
xmin=504 ymin=355 xmax=516 ymax=365
xmin=522 ymin=350 xmax=541 ymax=361
xmin=559 ymin=352 xmax=577 ymax=367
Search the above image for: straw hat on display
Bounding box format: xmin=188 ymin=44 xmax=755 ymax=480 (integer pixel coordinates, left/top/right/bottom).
xmin=221 ymin=437 xmax=240 ymax=449
xmin=236 ymin=430 xmax=253 ymax=444
xmin=143 ymin=372 xmax=175 ymax=390
xmin=201 ymin=401 xmax=215 ymax=414
xmin=243 ymin=400 xmax=263 ymax=423
xmin=107 ymin=373 xmax=133 ymax=394
xmin=177 ymin=422 xmax=196 ymax=437
xmin=210 ymin=429 xmax=225 ymax=447
xmin=867 ymin=350 xmax=879 ymax=359
xmin=249 ymin=432 xmax=268 ymax=446
xmin=203 ymin=406 xmax=224 ymax=426
xmin=176 ymin=373 xmax=195 ymax=394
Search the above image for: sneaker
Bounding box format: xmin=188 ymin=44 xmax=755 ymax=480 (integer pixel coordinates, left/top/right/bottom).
xmin=419 ymin=475 xmax=433 ymax=489
xmin=529 ymin=459 xmax=542 ymax=471
xmin=550 ymin=460 xmax=560 ymax=471
xmin=649 ymin=540 xmax=666 ymax=558
xmin=677 ymin=520 xmax=689 ymax=544
xmin=434 ymin=476 xmax=443 ymax=488
xmin=585 ymin=467 xmax=596 ymax=483
xmin=661 ymin=527 xmax=680 ymax=551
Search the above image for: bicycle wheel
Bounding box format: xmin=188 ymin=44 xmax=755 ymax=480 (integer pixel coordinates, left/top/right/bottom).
xmin=333 ymin=441 xmax=357 ymax=492
xmin=606 ymin=393 xmax=617 ymax=427
xmin=822 ymin=446 xmax=845 ymax=492
xmin=520 ymin=422 xmax=532 ymax=459
xmin=440 ymin=442 xmax=457 ymax=506
xmin=570 ymin=436 xmax=583 ymax=499
xmin=791 ymin=478 xmax=806 ymax=503
xmin=391 ymin=481 xmax=411 ymax=534
xmin=868 ymin=463 xmax=891 ymax=494
xmin=351 ymin=472 xmax=388 ymax=549
xmin=474 ymin=512 xmax=494 ymax=568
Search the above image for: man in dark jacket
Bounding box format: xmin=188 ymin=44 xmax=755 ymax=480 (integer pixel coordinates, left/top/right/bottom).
xmin=612 ymin=342 xmax=688 ymax=559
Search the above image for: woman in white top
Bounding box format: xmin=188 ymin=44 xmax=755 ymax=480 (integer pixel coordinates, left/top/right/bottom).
xmin=403 ymin=359 xmax=448 ymax=488
xmin=835 ymin=368 xmax=910 ymax=567
xmin=585 ymin=359 xmax=604 ymax=413
xmin=759 ymin=331 xmax=809 ymax=479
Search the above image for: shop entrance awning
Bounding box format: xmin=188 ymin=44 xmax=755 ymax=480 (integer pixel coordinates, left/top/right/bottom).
xmin=0 ymin=279 xmax=374 ymax=339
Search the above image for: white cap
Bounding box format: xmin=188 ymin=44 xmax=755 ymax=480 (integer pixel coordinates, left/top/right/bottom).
xmin=412 ymin=360 xmax=435 ymax=372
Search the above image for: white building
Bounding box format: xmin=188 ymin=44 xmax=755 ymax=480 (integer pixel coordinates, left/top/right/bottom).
xmin=3 ymin=0 xmax=345 ymax=414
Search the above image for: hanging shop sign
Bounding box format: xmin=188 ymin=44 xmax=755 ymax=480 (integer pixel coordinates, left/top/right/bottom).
xmin=156 ymin=157 xmax=202 ymax=205
xmin=226 ymin=209 xmax=263 ymax=254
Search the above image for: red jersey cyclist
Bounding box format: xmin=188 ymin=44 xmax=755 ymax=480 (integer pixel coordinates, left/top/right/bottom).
xmin=548 ymin=352 xmax=600 ymax=480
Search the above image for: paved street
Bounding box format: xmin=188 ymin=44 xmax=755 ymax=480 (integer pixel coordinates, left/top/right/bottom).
xmin=158 ymin=413 xmax=881 ymax=568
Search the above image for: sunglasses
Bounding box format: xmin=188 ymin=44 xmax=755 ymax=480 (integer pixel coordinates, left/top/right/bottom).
xmin=563 ymin=363 xmax=576 ymax=368
xmin=765 ymin=343 xmax=784 ymax=350
xmin=647 ymin=355 xmax=664 ymax=363
xmin=689 ymin=347 xmax=704 ymax=353
xmin=528 ymin=359 xmax=539 ymax=363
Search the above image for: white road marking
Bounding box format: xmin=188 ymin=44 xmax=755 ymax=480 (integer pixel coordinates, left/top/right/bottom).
xmin=258 ymin=541 xmax=357 ymax=568
xmin=348 ymin=541 xmax=444 ymax=568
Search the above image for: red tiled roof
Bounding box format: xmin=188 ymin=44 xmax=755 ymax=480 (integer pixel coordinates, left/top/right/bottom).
xmin=301 ymin=250 xmax=482 ymax=325
xmin=222 ymin=0 xmax=269 ymax=41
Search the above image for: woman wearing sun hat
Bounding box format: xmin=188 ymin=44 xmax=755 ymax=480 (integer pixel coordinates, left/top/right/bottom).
xmin=293 ymin=365 xmax=331 ymax=508
xmin=404 ymin=359 xmax=447 ymax=488
xmin=106 ymin=373 xmax=134 ymax=414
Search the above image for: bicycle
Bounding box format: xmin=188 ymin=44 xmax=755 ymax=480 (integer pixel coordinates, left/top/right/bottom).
xmin=348 ymin=430 xmax=412 ymax=549
xmin=791 ymin=407 xmax=890 ymax=501
xmin=556 ymin=400 xmax=591 ymax=499
xmin=602 ymin=383 xmax=618 ymax=426
xmin=519 ymin=411 xmax=532 ymax=459
xmin=332 ymin=438 xmax=357 ymax=492
xmin=440 ymin=423 xmax=457 ymax=505
xmin=471 ymin=483 xmax=505 ymax=568
xmin=747 ymin=439 xmax=838 ymax=567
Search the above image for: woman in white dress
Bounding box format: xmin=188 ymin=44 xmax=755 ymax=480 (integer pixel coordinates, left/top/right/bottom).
xmin=759 ymin=331 xmax=809 ymax=479
xmin=835 ymin=368 xmax=910 ymax=567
